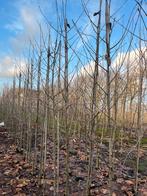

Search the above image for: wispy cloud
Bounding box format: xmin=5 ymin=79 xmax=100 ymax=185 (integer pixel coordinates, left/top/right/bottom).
xmin=5 ymin=21 xmax=23 ymax=34
xmin=0 ymin=0 xmax=50 ymax=78
xmin=8 ymin=1 xmax=48 ymax=54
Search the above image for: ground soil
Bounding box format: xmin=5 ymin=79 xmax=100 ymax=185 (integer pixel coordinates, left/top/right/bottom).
xmin=0 ymin=127 xmax=147 ymax=195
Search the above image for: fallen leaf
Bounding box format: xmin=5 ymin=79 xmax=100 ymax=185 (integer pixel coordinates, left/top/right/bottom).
xmin=50 ymin=186 xmax=54 ymax=191
xmin=100 ymin=188 xmax=109 ymax=194
xmin=16 ymin=179 xmax=30 ymax=188
xmin=125 ymin=180 xmax=134 ymax=185
xmin=117 ymin=178 xmax=124 ymax=184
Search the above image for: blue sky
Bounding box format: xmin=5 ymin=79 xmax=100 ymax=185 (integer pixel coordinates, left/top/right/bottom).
xmin=0 ymin=0 xmax=146 ymax=92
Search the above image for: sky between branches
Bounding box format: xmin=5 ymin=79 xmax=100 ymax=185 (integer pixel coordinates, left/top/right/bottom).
xmin=0 ymin=0 xmax=146 ymax=91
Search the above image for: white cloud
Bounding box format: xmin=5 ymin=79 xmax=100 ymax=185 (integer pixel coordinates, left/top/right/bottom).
xmin=0 ymin=56 xmax=26 ymax=78
xmin=79 ymin=60 xmax=95 ymax=76
xmin=112 ymin=47 xmax=147 ymax=73
xmin=78 ymin=47 xmax=147 ymax=77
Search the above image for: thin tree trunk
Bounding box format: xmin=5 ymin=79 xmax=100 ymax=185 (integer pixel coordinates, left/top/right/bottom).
xmin=34 ymin=52 xmax=42 ymax=171
xmin=86 ymin=1 xmax=102 ymax=195
xmin=105 ymin=1 xmax=112 ymax=195
xmin=64 ymin=18 xmax=69 ymax=196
